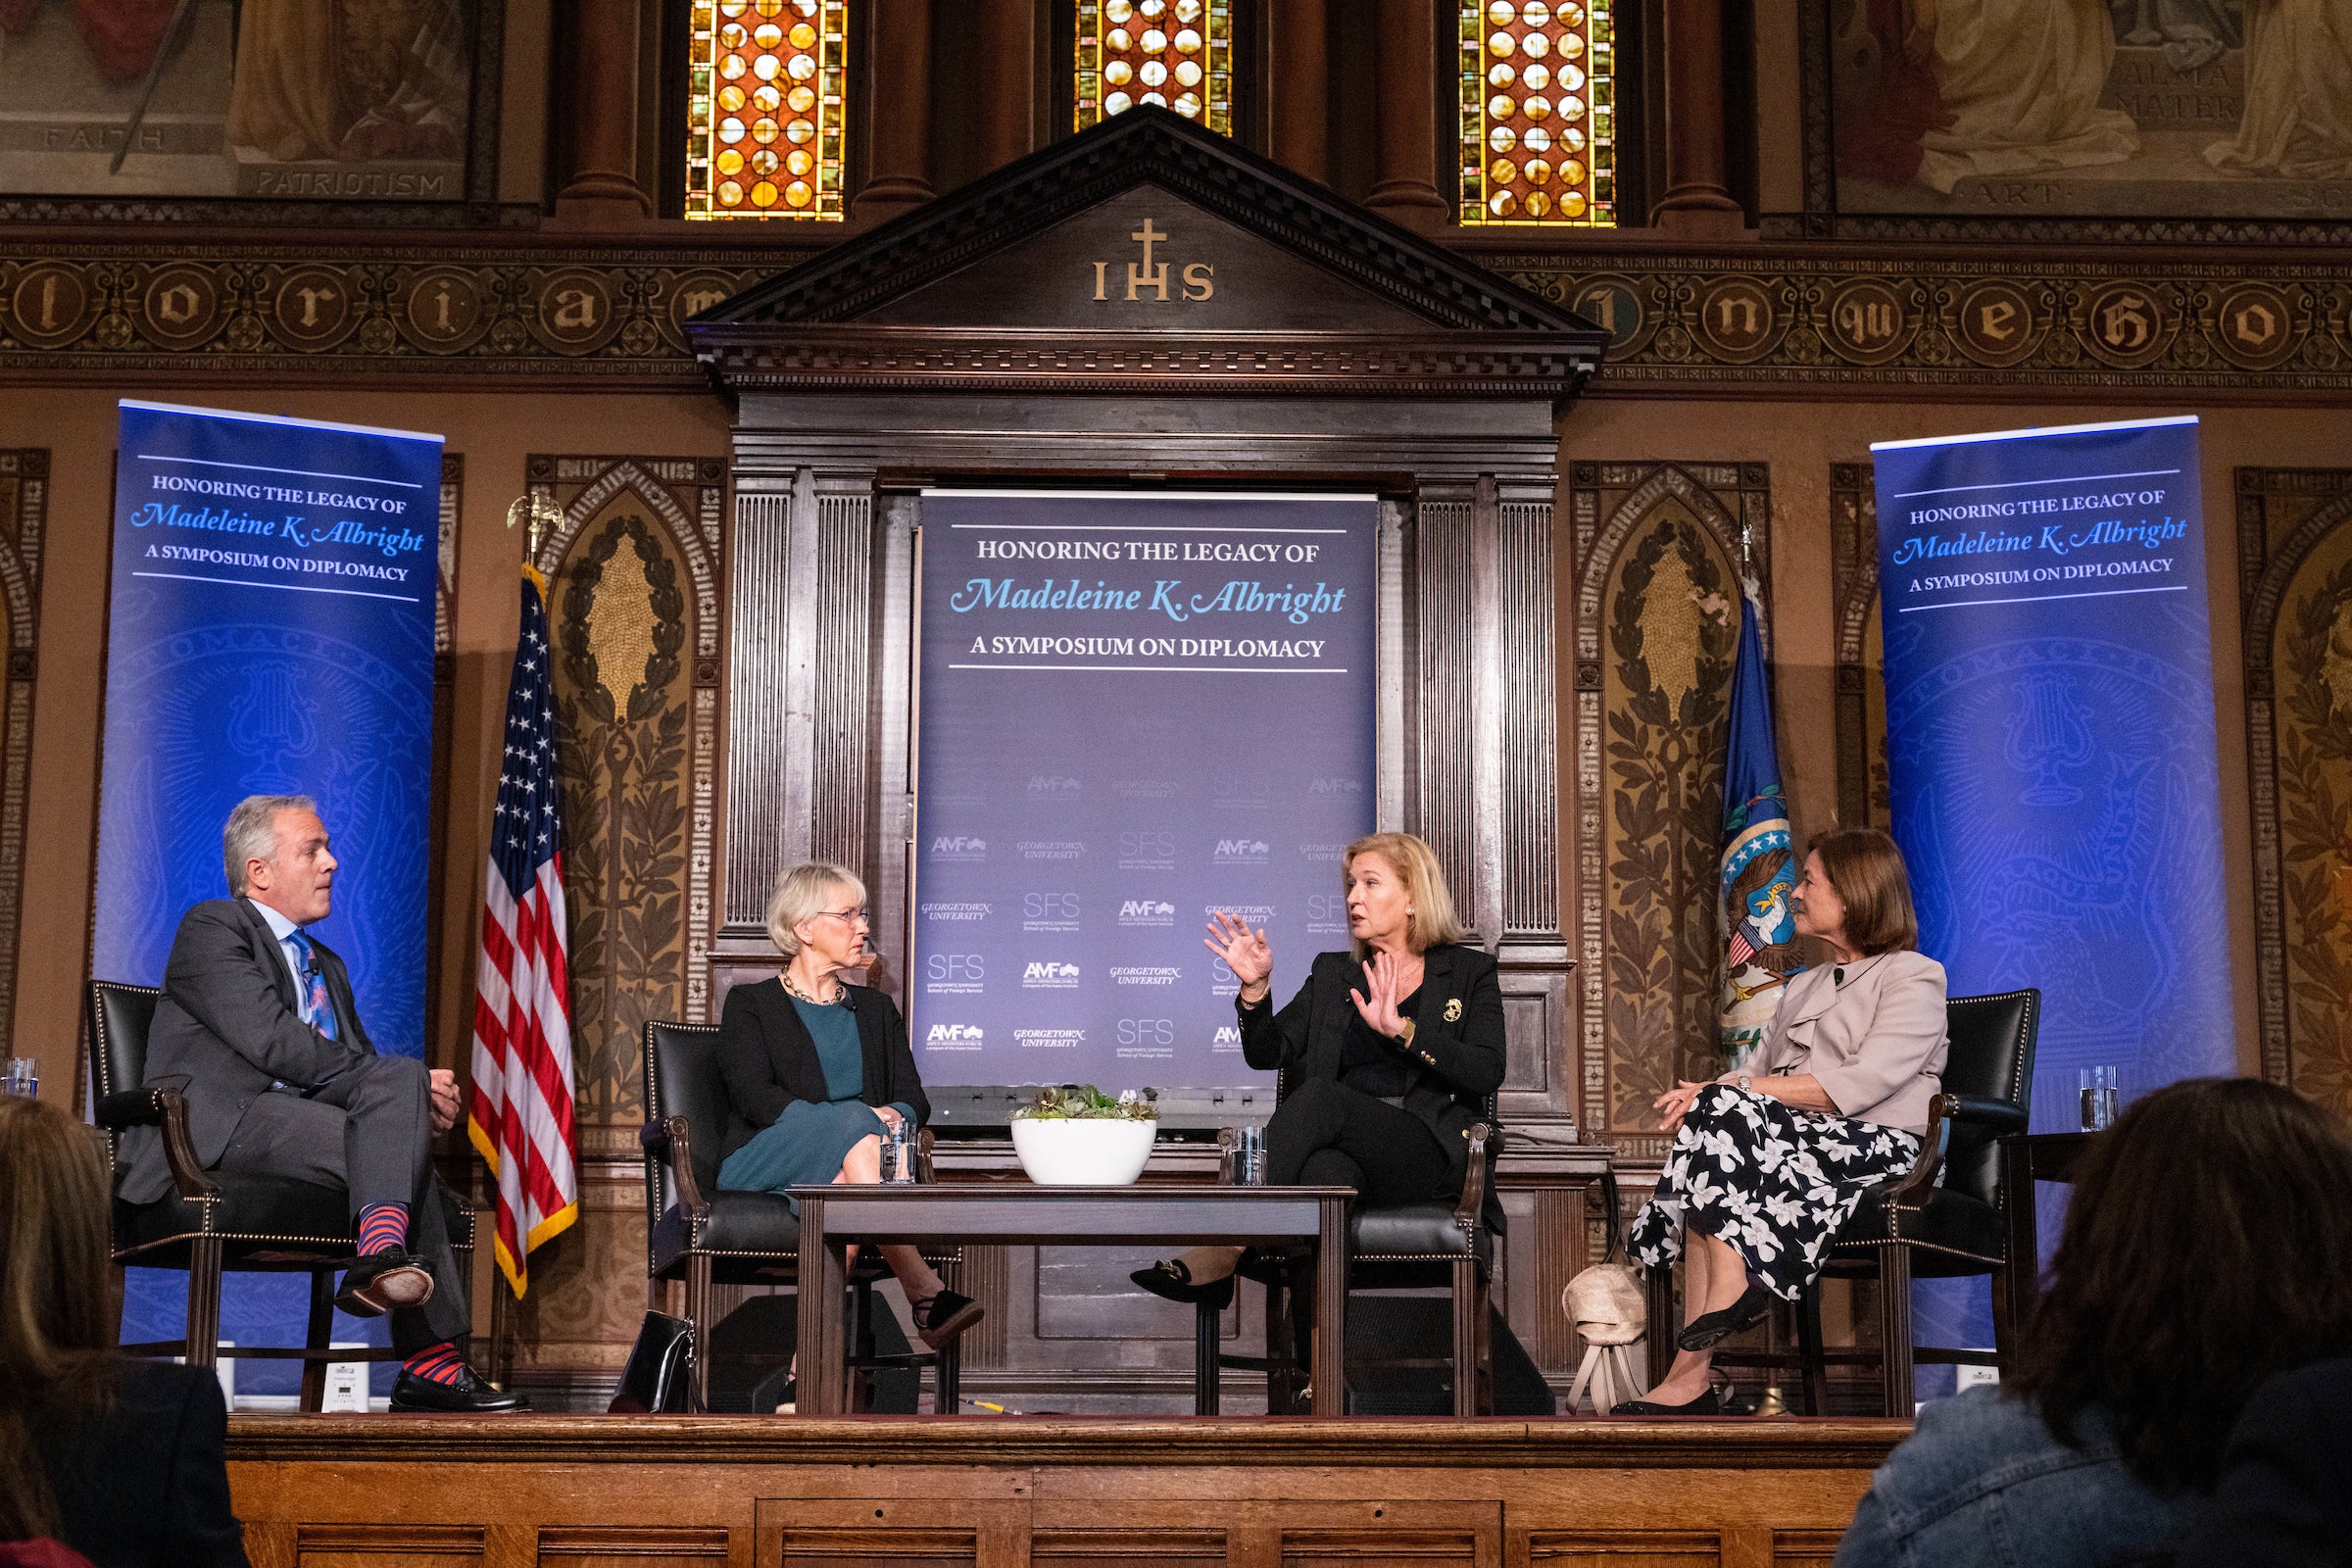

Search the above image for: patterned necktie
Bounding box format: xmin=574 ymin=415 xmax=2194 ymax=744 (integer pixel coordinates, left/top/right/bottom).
xmin=288 ymin=930 xmax=339 ymax=1041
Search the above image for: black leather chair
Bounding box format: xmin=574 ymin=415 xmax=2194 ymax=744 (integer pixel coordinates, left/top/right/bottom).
xmin=640 ymin=1018 xmax=963 ymax=1413
xmin=87 ymin=979 xmax=475 ymax=1410
xmin=1198 ymin=1073 xmax=1499 ymax=1417
xmin=1666 ymin=987 xmax=2041 ymax=1415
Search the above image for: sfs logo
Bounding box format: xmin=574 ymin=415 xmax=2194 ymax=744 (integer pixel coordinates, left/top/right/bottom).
xmin=926 ymin=955 xmax=985 ymax=980
xmin=1117 ymin=1018 xmax=1177 ymax=1046
xmin=1119 ymin=830 xmax=1176 ymax=858
xmin=1023 ymin=893 xmax=1081 ymax=919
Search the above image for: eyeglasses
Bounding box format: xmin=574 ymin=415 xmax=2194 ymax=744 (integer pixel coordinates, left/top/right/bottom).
xmin=815 ymin=906 xmax=870 ymax=926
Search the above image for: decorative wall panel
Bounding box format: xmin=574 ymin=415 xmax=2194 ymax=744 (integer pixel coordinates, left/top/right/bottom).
xmin=1571 ymin=462 xmax=1770 ymax=1158
xmin=2240 ymin=468 xmax=2352 ymax=1110
xmin=0 ymin=451 xmax=44 ymax=1062
xmin=1831 ymin=464 xmax=1890 ymax=834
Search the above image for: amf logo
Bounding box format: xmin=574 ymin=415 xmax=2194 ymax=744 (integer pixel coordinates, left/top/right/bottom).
xmin=1022 ymin=960 xmax=1081 ymax=989
xmin=1026 ymin=773 xmax=1083 ymax=799
xmin=930 ymin=835 xmax=988 ymax=861
xmin=1213 ymin=838 xmax=1270 ymax=865
xmin=1118 ymin=898 xmax=1176 ymax=927
xmin=924 ymin=1023 xmax=985 ymax=1050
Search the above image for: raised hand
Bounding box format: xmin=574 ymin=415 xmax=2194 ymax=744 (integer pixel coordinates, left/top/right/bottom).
xmin=1348 ymin=950 xmax=1410 ymax=1039
xmin=1204 ymin=910 xmax=1274 ymax=1000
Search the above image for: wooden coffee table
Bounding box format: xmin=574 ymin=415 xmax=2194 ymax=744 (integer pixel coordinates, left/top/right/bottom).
xmin=790 ymin=1184 xmax=1354 ymax=1416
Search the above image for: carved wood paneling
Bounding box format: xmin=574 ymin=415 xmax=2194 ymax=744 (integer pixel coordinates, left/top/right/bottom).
xmin=2238 ymin=467 xmax=2352 ymax=1108
xmin=1830 ymin=465 xmax=1889 ymax=834
xmin=0 ymin=450 xmax=45 ymax=1067
xmin=1570 ymin=463 xmax=1772 ymax=1160
xmin=725 ymin=486 xmax=794 ymax=937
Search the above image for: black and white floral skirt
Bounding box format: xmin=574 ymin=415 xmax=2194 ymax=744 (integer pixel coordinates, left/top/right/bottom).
xmin=1627 ymin=1084 xmax=1922 ymax=1300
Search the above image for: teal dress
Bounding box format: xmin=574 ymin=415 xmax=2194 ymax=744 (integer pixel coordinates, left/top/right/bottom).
xmin=716 ymin=997 xmax=910 ymax=1199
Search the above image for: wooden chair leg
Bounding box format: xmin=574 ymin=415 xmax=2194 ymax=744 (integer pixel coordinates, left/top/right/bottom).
xmin=1194 ymin=1297 xmax=1222 ymax=1415
xmin=1795 ymin=1283 xmax=1830 ymax=1418
xmin=849 ymin=1281 xmax=875 ymax=1415
xmin=935 ymin=1340 xmax=960 ymax=1415
xmin=1448 ymin=1259 xmax=1480 ymax=1418
xmin=1474 ymin=1269 xmax=1494 ymax=1415
xmin=1263 ymin=1270 xmax=1296 ymax=1415
xmin=184 ymin=1237 xmax=223 ymax=1373
xmin=1643 ymin=1263 xmax=1677 ymax=1389
xmin=1989 ymin=1261 xmax=2015 ymax=1376
xmin=300 ymin=1270 xmax=334 ymax=1413
xmin=684 ymin=1254 xmax=712 ymax=1413
xmin=1877 ymin=1246 xmax=1915 ymax=1417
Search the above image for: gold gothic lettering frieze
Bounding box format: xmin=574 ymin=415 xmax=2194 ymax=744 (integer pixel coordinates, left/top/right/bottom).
xmin=2 ymin=248 xmax=2349 ymax=392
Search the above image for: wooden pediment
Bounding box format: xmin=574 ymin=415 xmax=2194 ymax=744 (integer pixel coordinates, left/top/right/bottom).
xmin=690 ymin=108 xmax=1608 ymax=405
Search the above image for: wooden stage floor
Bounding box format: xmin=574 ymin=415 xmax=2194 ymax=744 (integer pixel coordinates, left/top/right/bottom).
xmin=225 ymin=1413 xmax=1903 ymax=1567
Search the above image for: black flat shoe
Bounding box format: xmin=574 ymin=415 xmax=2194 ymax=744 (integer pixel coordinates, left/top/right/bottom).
xmin=911 ymin=1288 xmax=986 ymax=1350
xmin=1611 ymin=1386 xmax=1727 ymax=1417
xmin=1676 ymin=1283 xmax=1775 ymax=1351
xmin=388 ymin=1366 xmax=529 ymax=1413
xmin=1129 ymin=1259 xmax=1236 ymax=1308
xmin=335 ymin=1250 xmax=435 ymax=1318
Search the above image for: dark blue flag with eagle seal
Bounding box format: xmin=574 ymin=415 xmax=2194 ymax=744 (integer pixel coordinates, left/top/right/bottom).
xmin=1719 ymin=585 xmax=1805 ymax=1062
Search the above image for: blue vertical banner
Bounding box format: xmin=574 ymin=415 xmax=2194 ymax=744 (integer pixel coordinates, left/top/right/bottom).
xmin=97 ymin=400 xmax=441 ymax=1398
xmin=1872 ymin=416 xmax=2231 ymax=1391
xmin=913 ymin=491 xmax=1377 ymax=1096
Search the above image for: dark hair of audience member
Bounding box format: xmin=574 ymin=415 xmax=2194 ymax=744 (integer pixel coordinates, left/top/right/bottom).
xmin=0 ymin=1096 xmax=119 ymax=1541
xmin=2008 ymin=1078 xmax=2352 ymax=1495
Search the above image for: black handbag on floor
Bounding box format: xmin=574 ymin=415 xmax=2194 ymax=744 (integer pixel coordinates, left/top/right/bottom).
xmin=608 ymin=1310 xmax=694 ymax=1413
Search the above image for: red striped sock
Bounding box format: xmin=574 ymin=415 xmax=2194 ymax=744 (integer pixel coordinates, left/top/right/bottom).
xmin=404 ymin=1342 xmax=466 ymax=1387
xmin=356 ymin=1203 xmax=408 ymax=1256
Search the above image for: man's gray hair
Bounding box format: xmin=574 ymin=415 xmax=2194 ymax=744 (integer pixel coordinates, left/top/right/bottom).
xmin=223 ymin=795 xmax=318 ymax=896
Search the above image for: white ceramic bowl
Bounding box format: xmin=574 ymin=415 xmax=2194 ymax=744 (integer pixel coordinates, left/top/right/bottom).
xmin=1008 ymin=1115 xmax=1157 ymax=1186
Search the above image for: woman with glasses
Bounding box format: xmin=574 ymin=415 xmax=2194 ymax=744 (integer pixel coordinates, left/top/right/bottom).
xmin=715 ymin=860 xmax=982 ymax=1353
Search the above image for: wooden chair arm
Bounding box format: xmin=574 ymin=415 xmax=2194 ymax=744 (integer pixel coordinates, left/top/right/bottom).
xmin=662 ymin=1114 xmax=709 ymax=1219
xmin=916 ymin=1125 xmax=938 ymax=1184
xmin=1886 ymin=1092 xmax=1956 ymax=1207
xmin=156 ymin=1086 xmax=220 ymax=1202
xmin=1452 ymin=1122 xmax=1493 ymax=1235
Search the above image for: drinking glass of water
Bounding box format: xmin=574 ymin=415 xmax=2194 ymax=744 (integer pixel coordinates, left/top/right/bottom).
xmin=2079 ymin=1065 xmax=2120 ymax=1131
xmin=1 ymin=1058 xmax=35 ymax=1098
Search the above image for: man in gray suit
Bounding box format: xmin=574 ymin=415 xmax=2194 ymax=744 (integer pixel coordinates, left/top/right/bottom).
xmin=124 ymin=794 xmax=523 ymax=1412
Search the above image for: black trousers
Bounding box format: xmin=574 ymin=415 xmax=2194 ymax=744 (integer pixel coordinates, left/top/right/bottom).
xmin=216 ymin=1054 xmax=469 ymax=1353
xmin=1265 ymin=1076 xmax=1454 ymax=1205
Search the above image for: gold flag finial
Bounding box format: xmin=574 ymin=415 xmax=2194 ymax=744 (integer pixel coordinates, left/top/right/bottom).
xmin=506 ymin=493 xmax=564 ymax=564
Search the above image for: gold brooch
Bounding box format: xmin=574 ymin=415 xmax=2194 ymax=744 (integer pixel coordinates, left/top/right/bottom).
xmin=1444 ymin=998 xmax=1463 ymax=1022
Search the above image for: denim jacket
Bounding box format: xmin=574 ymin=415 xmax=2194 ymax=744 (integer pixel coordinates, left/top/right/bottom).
xmin=1835 ymin=1387 xmax=2198 ymax=1568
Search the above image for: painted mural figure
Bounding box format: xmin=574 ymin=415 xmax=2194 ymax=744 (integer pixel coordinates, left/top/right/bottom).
xmin=2208 ymin=0 xmax=2352 ymax=181
xmin=2110 ymin=0 xmax=2241 ymax=71
xmin=1914 ymin=0 xmax=2141 ymax=195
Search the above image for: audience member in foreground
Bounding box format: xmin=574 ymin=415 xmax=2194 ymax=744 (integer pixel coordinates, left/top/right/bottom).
xmin=2177 ymin=1353 xmax=2352 ymax=1568
xmin=0 ymin=1096 xmax=249 ymax=1568
xmin=1835 ymin=1077 xmax=2352 ymax=1568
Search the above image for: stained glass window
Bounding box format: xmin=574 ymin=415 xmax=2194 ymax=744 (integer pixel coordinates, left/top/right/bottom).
xmin=685 ymin=0 xmax=848 ymax=220
xmin=1459 ymin=1 xmax=1614 ymax=225
xmin=1075 ymin=0 xmax=1233 ymax=134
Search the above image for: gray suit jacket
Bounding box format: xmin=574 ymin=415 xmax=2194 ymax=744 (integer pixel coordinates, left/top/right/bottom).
xmin=120 ymin=898 xmax=378 ymax=1203
xmin=1752 ymin=949 xmax=1948 ymax=1134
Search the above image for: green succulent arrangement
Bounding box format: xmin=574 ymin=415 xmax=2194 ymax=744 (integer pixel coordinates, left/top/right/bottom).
xmin=1010 ymin=1084 xmax=1160 ymax=1121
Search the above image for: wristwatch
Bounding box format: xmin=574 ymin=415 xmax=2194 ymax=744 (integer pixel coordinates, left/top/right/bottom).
xmin=1738 ymin=1074 xmax=1752 ymax=1092
xmin=1396 ymin=1018 xmax=1417 ymax=1048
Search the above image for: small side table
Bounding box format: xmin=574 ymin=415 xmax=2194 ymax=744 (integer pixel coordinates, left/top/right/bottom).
xmin=1998 ymin=1130 xmax=2100 ymax=1338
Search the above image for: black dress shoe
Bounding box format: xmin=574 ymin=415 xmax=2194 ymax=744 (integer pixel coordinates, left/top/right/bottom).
xmin=1611 ymin=1386 xmax=1729 ymax=1417
xmin=388 ymin=1366 xmax=530 ymax=1413
xmin=910 ymin=1288 xmax=985 ymax=1350
xmin=335 ymin=1250 xmax=435 ymax=1318
xmin=1676 ymin=1283 xmax=1775 ymax=1351
xmin=1129 ymin=1259 xmax=1236 ymax=1308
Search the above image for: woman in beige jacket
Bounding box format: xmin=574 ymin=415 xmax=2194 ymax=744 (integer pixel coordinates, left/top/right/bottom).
xmin=1620 ymin=827 xmax=1949 ymax=1415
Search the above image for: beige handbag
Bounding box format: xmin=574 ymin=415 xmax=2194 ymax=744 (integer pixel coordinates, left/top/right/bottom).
xmin=1562 ymin=1169 xmax=1650 ymax=1414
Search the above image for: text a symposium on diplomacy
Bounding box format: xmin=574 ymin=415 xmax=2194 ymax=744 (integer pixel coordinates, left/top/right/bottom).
xmin=127 ymin=469 xmax=429 ymax=592
xmin=952 ymin=531 xmax=1351 ymax=666
xmin=1888 ymin=480 xmax=2188 ymax=610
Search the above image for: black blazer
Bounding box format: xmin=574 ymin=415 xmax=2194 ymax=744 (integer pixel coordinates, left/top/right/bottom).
xmin=1239 ymin=942 xmax=1506 ymax=1228
xmin=2179 ymin=1355 xmax=2352 ymax=1568
xmin=122 ymin=898 xmax=376 ymax=1203
xmin=42 ymin=1359 xmax=250 ymax=1568
xmin=715 ymin=977 xmax=930 ymax=1167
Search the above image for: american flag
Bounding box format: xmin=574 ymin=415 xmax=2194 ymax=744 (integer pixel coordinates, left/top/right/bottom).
xmin=466 ymin=566 xmax=578 ymax=1297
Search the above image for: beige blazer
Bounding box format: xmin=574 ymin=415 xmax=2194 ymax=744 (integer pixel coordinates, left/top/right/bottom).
xmin=1752 ymin=949 xmax=1949 ymax=1134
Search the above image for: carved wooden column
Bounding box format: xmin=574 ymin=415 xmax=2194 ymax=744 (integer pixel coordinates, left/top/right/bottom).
xmin=1650 ymin=0 xmax=1744 ymax=236
xmin=552 ymin=0 xmax=654 ymax=224
xmin=977 ymin=0 xmax=1039 ymax=174
xmin=1365 ymin=0 xmax=1446 ymax=227
xmin=1270 ymin=0 xmax=1329 ymax=184
xmin=857 ymin=0 xmax=936 ymax=220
